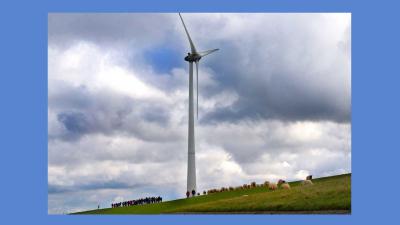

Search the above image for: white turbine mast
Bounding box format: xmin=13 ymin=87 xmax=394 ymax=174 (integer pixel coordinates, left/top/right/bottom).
xmin=178 ymin=13 xmax=219 ymax=196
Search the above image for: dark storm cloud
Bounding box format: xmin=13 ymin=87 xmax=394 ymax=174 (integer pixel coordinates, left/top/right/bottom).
xmin=49 ymin=81 xmax=176 ymax=142
xmin=49 ymin=83 xmax=130 ymax=141
xmin=48 ymin=13 xmax=179 ymax=49
xmin=57 ymin=111 xmax=92 ymax=140
xmin=197 ymin=16 xmax=351 ymax=123
xmin=140 ymin=105 xmax=170 ymax=125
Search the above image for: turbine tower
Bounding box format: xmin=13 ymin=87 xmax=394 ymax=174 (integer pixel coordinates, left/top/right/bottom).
xmin=178 ymin=13 xmax=219 ymax=196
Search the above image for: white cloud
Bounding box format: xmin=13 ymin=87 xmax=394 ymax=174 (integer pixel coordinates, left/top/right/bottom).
xmin=49 ymin=42 xmax=169 ymax=101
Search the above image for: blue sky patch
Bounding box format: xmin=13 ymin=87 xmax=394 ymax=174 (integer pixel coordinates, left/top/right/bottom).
xmin=144 ymin=46 xmax=183 ymax=74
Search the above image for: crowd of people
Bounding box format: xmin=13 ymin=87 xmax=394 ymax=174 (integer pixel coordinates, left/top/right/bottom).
xmin=111 ymin=196 xmax=162 ymax=208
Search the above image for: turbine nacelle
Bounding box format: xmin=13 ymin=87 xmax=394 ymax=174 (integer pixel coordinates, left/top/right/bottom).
xmin=184 ymin=52 xmax=201 ymax=62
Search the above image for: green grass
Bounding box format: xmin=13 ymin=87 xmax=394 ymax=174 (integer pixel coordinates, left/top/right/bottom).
xmin=73 ymin=173 xmax=351 ymax=214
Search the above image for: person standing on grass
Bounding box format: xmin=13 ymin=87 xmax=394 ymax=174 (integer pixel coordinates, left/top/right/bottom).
xmin=192 ymin=189 xmax=196 ymax=197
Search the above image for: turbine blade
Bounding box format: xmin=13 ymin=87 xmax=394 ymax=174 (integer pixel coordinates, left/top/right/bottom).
xmin=199 ymin=48 xmax=219 ymax=57
xmin=195 ymin=61 xmax=199 ymax=120
xmin=179 ymin=13 xmax=197 ymax=54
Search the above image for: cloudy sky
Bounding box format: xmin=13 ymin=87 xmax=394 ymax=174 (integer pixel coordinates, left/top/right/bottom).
xmin=48 ymin=13 xmax=351 ymax=214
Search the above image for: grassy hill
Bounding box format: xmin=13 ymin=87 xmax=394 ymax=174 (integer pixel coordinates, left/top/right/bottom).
xmin=73 ymin=173 xmax=351 ymax=214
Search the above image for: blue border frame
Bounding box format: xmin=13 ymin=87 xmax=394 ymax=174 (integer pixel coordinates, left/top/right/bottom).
xmin=1 ymin=0 xmax=400 ymax=224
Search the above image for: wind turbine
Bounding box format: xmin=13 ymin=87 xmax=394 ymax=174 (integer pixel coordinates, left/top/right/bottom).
xmin=178 ymin=13 xmax=219 ymax=196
